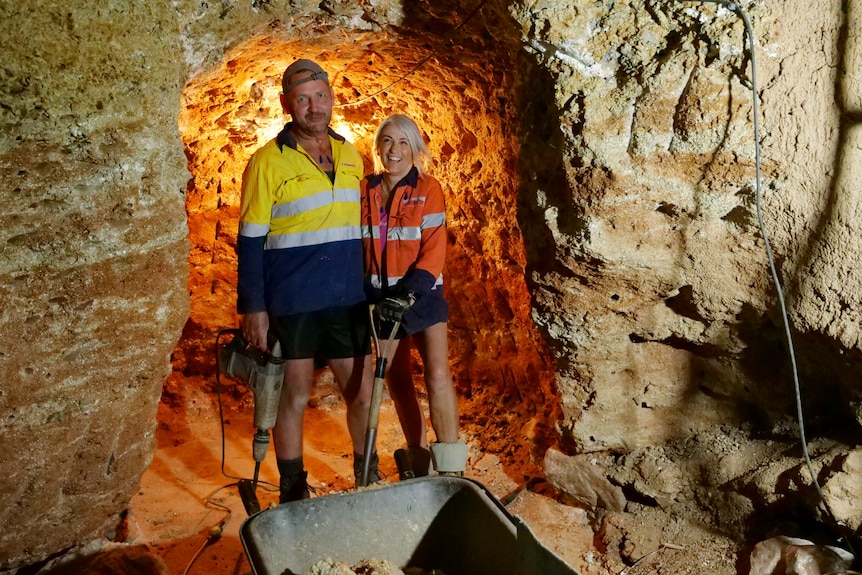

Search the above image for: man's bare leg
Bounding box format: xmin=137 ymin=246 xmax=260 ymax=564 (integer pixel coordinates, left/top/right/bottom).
xmin=272 ymin=357 xmax=315 ymax=458
xmin=272 ymin=357 xmax=315 ymax=501
xmin=329 ymin=353 xmax=379 ymax=481
xmin=328 ymin=353 xmax=374 ymax=454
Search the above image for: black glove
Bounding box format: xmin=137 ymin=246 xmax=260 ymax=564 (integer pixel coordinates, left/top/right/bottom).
xmin=379 ymin=286 xmax=415 ymax=323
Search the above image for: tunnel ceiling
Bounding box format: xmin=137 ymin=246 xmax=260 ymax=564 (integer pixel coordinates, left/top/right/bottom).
xmin=176 ymin=2 xmax=562 ymax=471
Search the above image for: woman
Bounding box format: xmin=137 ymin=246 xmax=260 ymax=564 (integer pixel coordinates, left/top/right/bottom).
xmin=360 ymin=114 xmax=467 ymax=476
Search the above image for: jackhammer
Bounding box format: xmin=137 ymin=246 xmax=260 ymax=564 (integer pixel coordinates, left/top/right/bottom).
xmin=216 ymin=328 xmax=284 ymax=515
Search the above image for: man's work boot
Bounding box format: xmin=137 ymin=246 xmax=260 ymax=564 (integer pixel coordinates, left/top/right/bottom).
xmin=354 ymin=451 xmax=383 ymax=486
xmin=279 ymin=470 xmax=311 ymax=503
xmin=430 ymin=441 xmax=468 ymax=476
xmin=408 ymin=445 xmax=432 ymax=477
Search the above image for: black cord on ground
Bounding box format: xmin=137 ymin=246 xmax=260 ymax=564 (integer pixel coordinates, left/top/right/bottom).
xmin=176 ymin=332 xmax=285 ymax=575
xmin=181 ymin=484 xmax=233 ymax=575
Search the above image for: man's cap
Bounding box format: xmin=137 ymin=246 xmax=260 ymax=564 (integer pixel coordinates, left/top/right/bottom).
xmin=282 ymin=59 xmax=329 ymax=93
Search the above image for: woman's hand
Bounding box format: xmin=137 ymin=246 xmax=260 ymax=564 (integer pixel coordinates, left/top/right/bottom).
xmin=379 ymin=286 xmax=415 ymax=322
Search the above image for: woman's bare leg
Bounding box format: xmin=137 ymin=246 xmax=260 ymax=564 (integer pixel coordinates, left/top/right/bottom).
xmin=385 ymin=338 xmax=428 ymax=448
xmin=413 ymin=322 xmax=459 ymax=443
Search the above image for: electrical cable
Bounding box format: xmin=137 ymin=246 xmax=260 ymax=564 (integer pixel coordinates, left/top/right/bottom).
xmin=684 ymin=0 xmax=848 ymax=549
xmin=215 ymin=329 xmax=247 ymax=482
xmin=183 ymin=539 xmax=210 ymax=575
xmin=181 ymin=484 xmax=233 ymax=575
xmin=176 ymin=333 xmax=281 ymax=574
xmin=335 ymin=0 xmax=489 ymax=108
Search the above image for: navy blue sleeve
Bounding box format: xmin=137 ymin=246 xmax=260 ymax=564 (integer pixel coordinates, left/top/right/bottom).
xmin=401 ymin=269 xmax=437 ymax=299
xmin=236 ymin=235 xmax=267 ymax=314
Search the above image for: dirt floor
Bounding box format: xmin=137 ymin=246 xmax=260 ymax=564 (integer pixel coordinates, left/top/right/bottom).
xmin=20 ymin=363 xmax=741 ymax=575
xmin=117 ymin=367 xmax=587 ymax=575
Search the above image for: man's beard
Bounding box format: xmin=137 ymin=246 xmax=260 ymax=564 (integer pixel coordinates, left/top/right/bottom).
xmin=304 ymin=113 xmax=329 ymax=131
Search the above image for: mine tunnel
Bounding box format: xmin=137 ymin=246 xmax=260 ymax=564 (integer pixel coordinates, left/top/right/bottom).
xmin=173 ymin=10 xmax=562 ymax=477
xmin=7 ymin=0 xmax=862 ymax=572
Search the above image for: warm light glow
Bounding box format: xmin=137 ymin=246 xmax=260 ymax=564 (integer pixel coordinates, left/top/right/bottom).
xmin=255 ymin=116 xmax=285 ymax=145
xmin=332 ymin=116 xmax=376 ymax=161
xmin=331 ymin=118 xmax=359 ymax=144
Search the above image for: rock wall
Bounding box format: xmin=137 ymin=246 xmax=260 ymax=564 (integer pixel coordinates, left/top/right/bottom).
xmin=2 ymin=0 xmax=861 ymax=568
xmin=510 ymin=0 xmax=862 ymax=536
xmin=0 ymin=1 xmax=192 ymax=568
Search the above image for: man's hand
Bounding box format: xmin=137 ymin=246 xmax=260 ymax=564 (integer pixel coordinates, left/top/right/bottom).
xmin=241 ymin=311 xmax=270 ymax=350
xmin=379 ymin=286 xmax=415 ymax=323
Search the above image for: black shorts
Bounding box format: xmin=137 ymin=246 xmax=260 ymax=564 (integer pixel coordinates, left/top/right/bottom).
xmin=271 ymin=303 xmax=371 ymax=360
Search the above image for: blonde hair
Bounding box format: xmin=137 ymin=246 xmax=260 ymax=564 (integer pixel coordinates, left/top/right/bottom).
xmin=372 ymin=114 xmax=433 ymax=176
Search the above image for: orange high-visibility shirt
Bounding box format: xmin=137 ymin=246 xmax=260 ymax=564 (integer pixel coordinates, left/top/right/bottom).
xmin=361 ymin=168 xmax=448 ymax=334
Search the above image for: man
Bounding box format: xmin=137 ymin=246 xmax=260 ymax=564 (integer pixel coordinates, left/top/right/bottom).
xmin=236 ymin=59 xmax=376 ymax=502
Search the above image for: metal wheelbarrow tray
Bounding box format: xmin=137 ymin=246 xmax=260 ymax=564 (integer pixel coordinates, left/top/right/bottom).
xmin=240 ymin=475 xmax=579 ymax=575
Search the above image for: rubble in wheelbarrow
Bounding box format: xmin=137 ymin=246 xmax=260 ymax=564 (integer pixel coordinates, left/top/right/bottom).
xmin=239 ymin=477 xmax=578 ymax=575
xmin=308 ymin=557 xmax=448 ymax=575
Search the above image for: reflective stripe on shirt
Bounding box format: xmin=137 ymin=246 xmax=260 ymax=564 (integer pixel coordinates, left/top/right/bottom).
xmin=265 ymin=225 xmax=361 ymax=249
xmin=271 ymin=187 xmax=360 ymax=219
xmin=239 ymin=221 xmax=270 ymax=238
xmin=423 ymin=212 xmax=445 ymax=229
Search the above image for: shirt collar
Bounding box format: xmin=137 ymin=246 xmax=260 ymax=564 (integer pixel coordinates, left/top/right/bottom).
xmin=368 ymin=165 xmax=420 ymax=189
xmin=276 ymin=122 xmax=345 ymax=151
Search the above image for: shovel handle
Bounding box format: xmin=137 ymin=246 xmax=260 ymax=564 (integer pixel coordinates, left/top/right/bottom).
xmin=360 ymin=306 xmax=401 ymax=486
xmin=367 ymin=362 xmax=386 ymax=430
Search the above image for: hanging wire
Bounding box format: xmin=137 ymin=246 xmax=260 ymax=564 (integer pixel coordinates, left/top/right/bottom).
xmin=336 ymin=0 xmax=490 ymax=108
xmin=686 ymin=0 xmax=846 ymax=543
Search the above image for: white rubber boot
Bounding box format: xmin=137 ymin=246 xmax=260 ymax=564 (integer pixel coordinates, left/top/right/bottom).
xmin=429 ymin=441 xmax=468 ymax=475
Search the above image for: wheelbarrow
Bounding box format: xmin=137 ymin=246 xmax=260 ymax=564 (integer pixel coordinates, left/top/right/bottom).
xmin=239 ymin=475 xmax=579 ymax=575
